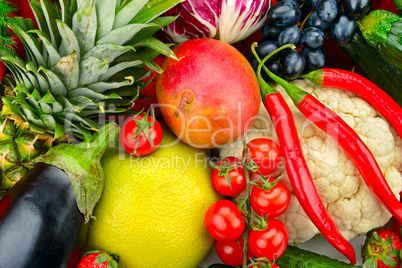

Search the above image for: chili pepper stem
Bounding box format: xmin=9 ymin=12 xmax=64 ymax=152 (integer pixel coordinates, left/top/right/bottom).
xmin=299 ymin=69 xmax=325 ymax=86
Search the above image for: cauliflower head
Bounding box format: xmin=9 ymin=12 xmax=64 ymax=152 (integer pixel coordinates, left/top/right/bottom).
xmin=220 ymin=79 xmax=402 ymax=243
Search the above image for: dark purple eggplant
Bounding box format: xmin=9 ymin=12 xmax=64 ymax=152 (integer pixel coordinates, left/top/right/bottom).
xmin=0 ymin=123 xmax=119 ymax=268
xmin=0 ymin=164 xmax=82 ymax=268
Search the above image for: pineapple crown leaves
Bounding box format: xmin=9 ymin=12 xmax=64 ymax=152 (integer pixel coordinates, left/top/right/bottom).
xmin=0 ymin=0 xmax=16 ymax=50
xmin=33 ymin=123 xmax=119 ymax=223
xmin=0 ymin=0 xmax=182 ymax=142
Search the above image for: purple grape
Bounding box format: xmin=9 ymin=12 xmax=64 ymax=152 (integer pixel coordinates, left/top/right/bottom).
xmin=330 ymin=12 xmax=357 ymax=46
xmin=278 ymin=25 xmax=301 ymax=46
xmin=300 ymin=27 xmax=325 ymax=48
xmin=267 ymin=0 xmax=302 ymax=26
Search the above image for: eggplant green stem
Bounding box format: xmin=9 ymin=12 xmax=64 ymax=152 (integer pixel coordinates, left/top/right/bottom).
xmin=34 ymin=123 xmax=120 ymax=223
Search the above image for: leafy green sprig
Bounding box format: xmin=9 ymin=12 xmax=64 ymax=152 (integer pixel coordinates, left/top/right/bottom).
xmin=0 ymin=0 xmax=16 ymax=50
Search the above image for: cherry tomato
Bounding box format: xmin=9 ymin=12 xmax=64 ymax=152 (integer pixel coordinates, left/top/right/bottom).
xmin=205 ymin=200 xmax=245 ymax=241
xmin=248 ymin=219 xmax=289 ymax=261
xmin=215 ymin=236 xmax=253 ymax=266
xmin=119 ymin=113 xmax=163 ymax=157
xmin=244 ymin=138 xmax=281 ymax=176
xmin=250 ymin=178 xmax=291 ymax=219
xmin=211 ymin=156 xmax=247 ymax=197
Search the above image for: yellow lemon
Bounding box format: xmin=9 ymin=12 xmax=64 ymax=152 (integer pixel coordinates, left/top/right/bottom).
xmin=85 ymin=127 xmax=222 ymax=268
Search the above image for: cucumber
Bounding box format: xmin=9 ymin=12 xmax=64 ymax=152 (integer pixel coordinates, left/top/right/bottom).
xmin=275 ymin=245 xmax=362 ymax=268
xmin=341 ymin=29 xmax=402 ymax=106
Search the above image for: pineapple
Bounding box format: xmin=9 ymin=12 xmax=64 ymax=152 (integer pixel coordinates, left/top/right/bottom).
xmin=0 ymin=0 xmax=181 ymax=191
xmin=0 ymin=75 xmax=51 ymax=194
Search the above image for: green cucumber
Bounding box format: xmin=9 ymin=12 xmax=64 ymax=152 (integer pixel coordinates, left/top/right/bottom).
xmin=341 ymin=29 xmax=402 ymax=106
xmin=275 ymin=245 xmax=362 ymax=268
xmin=357 ymin=10 xmax=402 ymax=69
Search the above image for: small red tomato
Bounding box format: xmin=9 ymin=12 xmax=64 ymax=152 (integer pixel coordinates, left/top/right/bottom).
xmin=250 ymin=178 xmax=291 ymax=219
xmin=362 ymin=228 xmax=402 ymax=268
xmin=248 ymin=219 xmax=289 ymax=261
xmin=119 ymin=112 xmax=163 ymax=157
xmin=77 ymin=251 xmax=119 ymax=268
xmin=244 ymin=138 xmax=281 ymax=176
xmin=215 ymin=236 xmax=253 ymax=266
xmin=205 ymin=200 xmax=245 ymax=241
xmin=211 ymin=156 xmax=247 ymax=196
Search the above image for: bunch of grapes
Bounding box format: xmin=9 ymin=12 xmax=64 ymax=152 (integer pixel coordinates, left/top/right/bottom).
xmin=250 ymin=0 xmax=372 ymax=80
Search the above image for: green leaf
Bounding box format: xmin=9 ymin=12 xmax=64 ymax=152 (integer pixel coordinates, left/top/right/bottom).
xmin=38 ymin=91 xmax=57 ymax=104
xmin=131 ymin=0 xmax=184 ymax=23
xmin=97 ymin=23 xmax=154 ymax=46
xmin=69 ymin=87 xmax=121 ymax=100
xmin=362 ymin=254 xmax=377 ymax=268
xmin=378 ymin=254 xmax=397 ymax=267
xmin=83 ymin=43 xmax=134 ymax=63
xmin=94 ymin=0 xmax=116 ymax=39
xmin=7 ymin=23 xmax=47 ymax=67
xmin=50 ymin=51 xmax=79 ymax=89
xmin=98 ymin=60 xmax=142 ymax=81
xmin=29 ymin=29 xmax=61 ymax=67
xmin=79 ymin=57 xmax=109 ymax=86
xmin=87 ymin=77 xmax=134 ymax=93
xmin=56 ymin=19 xmax=81 ymax=60
xmin=33 ymin=123 xmax=120 ymax=222
xmin=59 ymin=0 xmax=72 ymax=27
xmin=113 ymin=0 xmax=148 ymax=29
xmin=72 ymin=0 xmax=97 ymax=55
xmin=29 ymin=0 xmax=50 ymax=37
xmin=95 ymin=253 xmax=110 ymax=263
xmin=39 ymin=67 xmax=68 ymax=96
xmin=127 ymin=15 xmax=177 ymax=45
xmin=107 ymin=259 xmax=119 ymax=268
xmin=40 ymin=0 xmax=62 ymax=48
xmin=132 ymin=37 xmax=177 ymax=60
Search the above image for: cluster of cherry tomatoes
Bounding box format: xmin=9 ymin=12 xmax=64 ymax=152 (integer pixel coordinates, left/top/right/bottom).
xmin=204 ymin=138 xmax=292 ymax=267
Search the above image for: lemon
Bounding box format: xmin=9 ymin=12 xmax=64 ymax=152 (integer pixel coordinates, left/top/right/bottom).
xmin=85 ymin=127 xmax=222 ymax=268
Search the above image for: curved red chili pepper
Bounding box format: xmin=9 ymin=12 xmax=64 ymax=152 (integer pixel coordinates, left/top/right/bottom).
xmin=298 ymin=95 xmax=402 ymax=225
xmin=301 ymin=68 xmax=402 ymax=139
xmin=264 ymin=92 xmax=357 ymax=265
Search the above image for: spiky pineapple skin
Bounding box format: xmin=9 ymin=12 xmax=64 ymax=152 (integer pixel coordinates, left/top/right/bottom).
xmin=0 ymin=0 xmax=180 ymax=194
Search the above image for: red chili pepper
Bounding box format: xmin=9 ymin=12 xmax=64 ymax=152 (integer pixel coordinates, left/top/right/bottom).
xmin=301 ymin=68 xmax=402 ymax=140
xmin=265 ymin=65 xmax=402 ymax=226
xmin=264 ymin=93 xmax=357 ymax=265
xmin=298 ymin=95 xmax=402 ymax=225
xmin=253 ymin=44 xmax=356 ymax=265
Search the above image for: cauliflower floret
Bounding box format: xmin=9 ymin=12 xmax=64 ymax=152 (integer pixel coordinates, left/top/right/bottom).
xmin=220 ymin=79 xmax=402 ymax=243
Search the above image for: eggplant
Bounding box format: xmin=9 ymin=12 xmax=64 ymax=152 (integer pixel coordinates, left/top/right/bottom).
xmin=0 ymin=164 xmax=82 ymax=268
xmin=0 ymin=123 xmax=119 ymax=267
